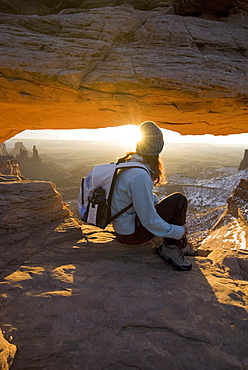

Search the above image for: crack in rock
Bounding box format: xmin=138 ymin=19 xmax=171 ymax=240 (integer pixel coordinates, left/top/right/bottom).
xmin=119 ymin=324 xmax=213 ymax=346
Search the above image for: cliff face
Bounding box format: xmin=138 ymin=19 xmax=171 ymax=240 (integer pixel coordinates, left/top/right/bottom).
xmin=0 ymin=1 xmax=248 ymax=142
xmin=227 ymin=177 xmax=248 ymax=224
xmin=0 ymin=156 xmax=21 ymax=177
xmin=0 ymin=143 xmax=21 ymax=176
xmin=0 ymin=143 xmax=8 ymax=156
xmin=239 ymin=149 xmax=248 ymax=170
xmin=199 ymin=178 xmax=248 ymax=252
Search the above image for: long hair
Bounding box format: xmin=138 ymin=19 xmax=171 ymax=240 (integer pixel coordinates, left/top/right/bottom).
xmin=118 ymin=152 xmax=166 ymax=186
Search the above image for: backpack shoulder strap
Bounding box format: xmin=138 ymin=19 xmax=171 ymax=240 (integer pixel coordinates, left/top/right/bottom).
xmin=108 ymin=161 xmax=150 ymax=203
xmin=116 ymin=161 xmax=150 ymax=174
xmin=108 ymin=161 xmax=150 ymax=223
xmin=108 ymin=203 xmax=133 ymax=223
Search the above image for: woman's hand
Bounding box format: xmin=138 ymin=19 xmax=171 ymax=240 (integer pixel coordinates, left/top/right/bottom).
xmin=182 ymin=223 xmax=188 ymax=236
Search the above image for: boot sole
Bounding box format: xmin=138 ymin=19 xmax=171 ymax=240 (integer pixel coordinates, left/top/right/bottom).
xmin=156 ymin=246 xmax=192 ymax=271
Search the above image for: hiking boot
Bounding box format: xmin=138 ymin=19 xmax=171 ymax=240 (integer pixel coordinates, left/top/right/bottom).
xmin=175 ymin=236 xmax=198 ymax=256
xmin=156 ymin=243 xmax=192 ymax=271
xmin=183 ymin=242 xmax=198 ymax=256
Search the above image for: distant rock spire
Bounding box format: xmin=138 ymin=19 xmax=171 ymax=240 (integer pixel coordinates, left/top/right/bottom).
xmin=10 ymin=142 xmax=29 ymax=157
xmin=0 ymin=143 xmax=8 ymax=155
xmin=14 ymin=143 xmax=42 ymax=163
xmin=30 ymin=145 xmax=41 ymax=162
xmin=238 ymin=149 xmax=248 ymax=170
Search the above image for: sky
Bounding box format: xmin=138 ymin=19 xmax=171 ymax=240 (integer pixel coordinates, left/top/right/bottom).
xmin=8 ymin=125 xmax=248 ymax=147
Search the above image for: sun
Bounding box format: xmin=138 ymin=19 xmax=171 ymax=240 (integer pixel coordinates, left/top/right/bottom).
xmin=80 ymin=125 xmax=142 ymax=148
xmin=6 ymin=125 xmax=248 ymax=146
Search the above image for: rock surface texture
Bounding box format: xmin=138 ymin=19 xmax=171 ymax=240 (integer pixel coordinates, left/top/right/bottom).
xmin=1 ymin=219 xmax=248 ymax=369
xmin=0 ymin=0 xmax=248 ymax=141
xmin=0 ymin=156 xmax=21 ymax=177
xmin=0 ymin=170 xmax=247 ymax=368
xmin=0 ymin=330 xmax=16 ymax=370
xmin=0 ymin=3 xmax=248 ymax=367
xmin=1 ymin=1 xmax=248 ymax=16
xmin=0 ymin=144 xmax=8 ymax=156
xmin=0 ymin=176 xmax=81 ymax=243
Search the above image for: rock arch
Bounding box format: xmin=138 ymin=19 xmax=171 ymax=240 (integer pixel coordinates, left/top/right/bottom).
xmin=0 ymin=0 xmax=247 ymax=142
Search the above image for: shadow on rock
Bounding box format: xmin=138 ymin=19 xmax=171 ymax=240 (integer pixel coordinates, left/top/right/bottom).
xmin=1 ymin=224 xmax=248 ymax=369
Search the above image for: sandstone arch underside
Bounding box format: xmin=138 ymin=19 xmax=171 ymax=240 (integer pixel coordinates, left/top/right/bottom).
xmin=0 ymin=0 xmax=248 ymax=142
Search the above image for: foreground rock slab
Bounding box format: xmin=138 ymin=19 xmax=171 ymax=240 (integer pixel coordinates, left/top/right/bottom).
xmin=1 ymin=223 xmax=248 ymax=369
xmin=0 ymin=330 xmax=16 ymax=370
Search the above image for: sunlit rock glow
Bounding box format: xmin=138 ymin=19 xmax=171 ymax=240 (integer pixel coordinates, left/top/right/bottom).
xmin=0 ymin=1 xmax=248 ymax=142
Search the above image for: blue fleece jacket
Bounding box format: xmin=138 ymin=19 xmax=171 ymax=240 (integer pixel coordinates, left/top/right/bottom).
xmin=111 ymin=157 xmax=185 ymax=239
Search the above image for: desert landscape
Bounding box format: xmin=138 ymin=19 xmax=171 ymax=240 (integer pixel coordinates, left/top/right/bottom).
xmin=1 ymin=0 xmax=248 ymax=368
xmin=5 ymin=138 xmax=247 ymax=203
xmin=4 ymin=137 xmax=248 ymax=252
xmin=1 ymin=136 xmax=248 ymax=368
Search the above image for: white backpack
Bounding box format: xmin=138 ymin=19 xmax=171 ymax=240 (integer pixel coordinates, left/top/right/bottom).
xmin=78 ymin=160 xmax=149 ymax=229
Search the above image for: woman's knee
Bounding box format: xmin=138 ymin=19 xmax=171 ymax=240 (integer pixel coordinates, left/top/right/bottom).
xmin=169 ymin=192 xmax=187 ymax=204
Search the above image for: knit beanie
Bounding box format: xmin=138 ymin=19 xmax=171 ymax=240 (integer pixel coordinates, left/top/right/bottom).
xmin=136 ymin=121 xmax=164 ymax=156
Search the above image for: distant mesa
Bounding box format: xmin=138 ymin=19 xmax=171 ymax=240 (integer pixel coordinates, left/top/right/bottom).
xmin=238 ymin=149 xmax=248 ymax=170
xmin=9 ymin=142 xmax=64 ymax=182
xmin=16 ymin=144 xmax=41 ymax=164
xmin=10 ymin=142 xmax=31 ymax=157
xmin=1 ymin=141 xmax=50 ymax=181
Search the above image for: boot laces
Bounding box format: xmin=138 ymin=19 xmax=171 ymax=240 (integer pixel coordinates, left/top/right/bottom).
xmin=176 ymin=245 xmax=184 ymax=261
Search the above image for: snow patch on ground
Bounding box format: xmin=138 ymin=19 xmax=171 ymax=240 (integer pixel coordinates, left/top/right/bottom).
xmin=200 ymin=217 xmax=247 ymax=251
xmin=222 ymin=220 xmax=247 ymax=250
xmin=156 ymin=168 xmax=248 ymax=211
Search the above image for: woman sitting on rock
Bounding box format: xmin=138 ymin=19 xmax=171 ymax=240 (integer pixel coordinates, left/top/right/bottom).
xmin=111 ymin=121 xmax=192 ymax=271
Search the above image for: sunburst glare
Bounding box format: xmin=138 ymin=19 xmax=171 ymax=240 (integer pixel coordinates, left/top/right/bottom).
xmin=6 ymin=125 xmax=248 ymax=146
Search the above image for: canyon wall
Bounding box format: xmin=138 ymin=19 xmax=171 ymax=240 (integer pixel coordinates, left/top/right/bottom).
xmin=199 ymin=178 xmax=248 ymax=252
xmin=239 ymin=149 xmax=248 ymax=170
xmin=0 ymin=144 xmax=23 ymax=178
xmin=0 ymin=0 xmax=248 ymax=142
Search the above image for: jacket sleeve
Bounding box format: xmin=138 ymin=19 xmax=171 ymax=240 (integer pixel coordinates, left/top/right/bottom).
xmin=153 ymin=193 xmax=160 ymax=204
xmin=130 ymin=173 xmax=185 ymax=239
